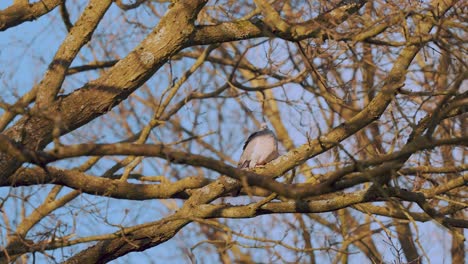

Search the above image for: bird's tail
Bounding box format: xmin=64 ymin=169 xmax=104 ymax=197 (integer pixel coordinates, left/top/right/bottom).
xmin=238 ymin=160 xmax=250 ymax=169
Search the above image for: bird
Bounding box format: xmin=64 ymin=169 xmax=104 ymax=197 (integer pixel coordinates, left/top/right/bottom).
xmin=238 ymin=123 xmax=279 ymax=169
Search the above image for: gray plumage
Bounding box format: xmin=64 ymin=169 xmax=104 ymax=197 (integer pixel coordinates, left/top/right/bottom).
xmin=238 ymin=123 xmax=279 ymax=169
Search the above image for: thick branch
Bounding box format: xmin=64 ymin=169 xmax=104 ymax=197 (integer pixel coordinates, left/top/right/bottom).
xmin=10 ymin=167 xmax=209 ymax=200
xmin=0 ymin=0 xmax=63 ymax=31
xmin=4 ymin=135 xmax=465 ymax=199
xmin=190 ymin=0 xmax=367 ymax=45
xmin=0 ymin=0 xmax=209 ymax=182
xmin=35 ymin=0 xmax=112 ymax=108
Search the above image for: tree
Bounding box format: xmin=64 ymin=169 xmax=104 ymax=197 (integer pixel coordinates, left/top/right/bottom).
xmin=0 ymin=0 xmax=466 ymax=263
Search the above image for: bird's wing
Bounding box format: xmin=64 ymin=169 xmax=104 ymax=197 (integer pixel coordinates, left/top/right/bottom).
xmin=239 ymin=133 xmax=262 ymax=168
xmin=255 ymin=134 xmax=279 ymax=165
xmin=242 ymin=131 xmax=259 ymax=150
xmin=242 ymin=129 xmax=273 ymax=150
xmin=239 ymin=128 xmax=279 ymax=169
xmin=238 ymin=138 xmax=255 ymax=168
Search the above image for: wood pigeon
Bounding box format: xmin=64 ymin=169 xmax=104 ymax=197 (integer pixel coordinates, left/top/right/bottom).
xmin=238 ymin=123 xmax=279 ymax=169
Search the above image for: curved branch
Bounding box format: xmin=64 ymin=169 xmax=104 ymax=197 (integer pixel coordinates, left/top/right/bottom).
xmin=353 ymin=203 xmax=468 ymax=228
xmin=10 ymin=185 xmax=467 ymax=260
xmin=0 ymin=0 xmax=63 ymax=31
xmin=66 ymin=60 xmax=119 ymax=75
xmin=10 ymin=167 xmax=210 ymax=200
xmin=4 ymin=135 xmax=465 ymax=199
xmin=35 ymin=0 xmax=113 ymax=108
xmin=0 ymin=0 xmax=209 ymax=182
xmin=253 ymin=0 xmax=367 ymax=41
xmin=190 ymin=0 xmax=367 ymax=45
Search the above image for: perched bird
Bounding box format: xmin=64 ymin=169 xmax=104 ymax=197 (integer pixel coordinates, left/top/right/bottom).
xmin=238 ymin=123 xmax=279 ymax=169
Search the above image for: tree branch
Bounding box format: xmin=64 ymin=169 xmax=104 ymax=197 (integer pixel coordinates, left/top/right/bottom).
xmin=0 ymin=0 xmax=63 ymax=31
